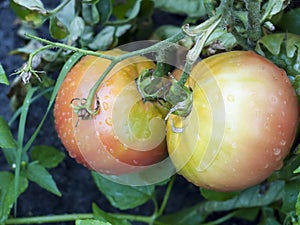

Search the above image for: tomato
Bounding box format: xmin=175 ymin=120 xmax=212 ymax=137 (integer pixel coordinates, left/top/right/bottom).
xmin=54 ymin=49 xmax=167 ymax=175
xmin=167 ymin=51 xmax=299 ymax=191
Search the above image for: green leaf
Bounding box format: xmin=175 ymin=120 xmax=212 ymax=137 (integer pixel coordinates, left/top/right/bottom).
xmin=200 ymin=188 xmax=239 ymax=201
xmin=92 ymin=172 xmax=154 ymax=210
xmin=0 ymin=172 xmax=28 ymax=224
xmin=92 ymin=204 xmax=131 ymax=225
xmin=0 ymin=117 xmax=17 ymax=149
xmin=49 ymin=16 xmax=70 ymax=40
xmin=282 ymin=180 xmax=300 ymax=213
xmin=255 ymin=33 xmax=300 ymax=76
xmin=24 ymin=162 xmax=61 ymax=196
xmin=112 ymin=0 xmax=137 ymax=20
xmin=159 ymin=181 xmax=285 ymax=225
xmin=270 ymin=154 xmax=300 ymax=180
xmin=154 ymin=0 xmax=206 ymax=18
xmin=10 ymin=0 xmax=48 ymax=27
xmin=30 ymin=145 xmax=65 ymax=168
xmin=276 ymin=8 xmax=300 ymax=35
xmin=69 ymin=16 xmax=85 ymax=41
xmin=97 ymin=0 xmax=112 ymax=25
xmin=261 ymin=0 xmax=289 ymax=21
xmin=76 ymin=219 xmax=112 ymax=225
xmin=82 ymin=3 xmax=100 ymax=25
xmin=0 ymin=64 xmax=9 ymax=85
xmin=88 ymin=25 xmax=131 ymax=50
xmin=292 ymin=75 xmax=300 ymax=104
xmin=294 ymin=165 xmax=300 ymax=174
xmin=55 ymin=0 xmax=76 ymax=28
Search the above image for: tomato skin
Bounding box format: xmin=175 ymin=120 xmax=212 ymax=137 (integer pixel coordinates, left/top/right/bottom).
xmin=54 ymin=49 xmax=167 ymax=175
xmin=167 ymin=51 xmax=299 ymax=191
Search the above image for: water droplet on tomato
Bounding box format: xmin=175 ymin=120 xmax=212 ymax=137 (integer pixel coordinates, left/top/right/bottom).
xmin=269 ymin=95 xmax=278 ymax=104
xmin=231 ymin=142 xmax=237 ymax=149
xmin=227 ymin=95 xmax=235 ymax=102
xmin=280 ymin=140 xmax=286 ymax=146
xmin=69 ymin=151 xmax=77 ymax=158
xmin=105 ymin=117 xmax=113 ymax=126
xmin=103 ymin=102 xmax=109 ymax=110
xmin=273 ymin=148 xmax=281 ymax=156
xmin=133 ymin=160 xmax=139 ymax=165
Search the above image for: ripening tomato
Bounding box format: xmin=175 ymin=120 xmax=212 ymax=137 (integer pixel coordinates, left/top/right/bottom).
xmin=167 ymin=51 xmax=299 ymax=191
xmin=54 ymin=49 xmax=167 ymax=175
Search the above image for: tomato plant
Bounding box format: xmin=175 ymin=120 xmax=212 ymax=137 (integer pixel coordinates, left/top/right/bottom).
xmin=167 ymin=51 xmax=299 ymax=191
xmin=54 ymin=49 xmax=167 ymax=175
xmin=1 ymin=0 xmax=300 ymax=225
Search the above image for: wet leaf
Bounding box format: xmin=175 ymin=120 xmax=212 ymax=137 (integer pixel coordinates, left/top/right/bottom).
xmin=49 ymin=16 xmax=70 ymax=40
xmin=154 ymin=0 xmax=206 ymax=18
xmin=92 ymin=172 xmax=154 ymax=210
xmin=30 ymin=145 xmax=65 ymax=168
xmin=24 ymin=162 xmax=61 ymax=196
xmin=0 ymin=116 xmax=17 ymax=149
xmin=92 ymin=204 xmax=131 ymax=225
xmin=0 ymin=172 xmax=28 ymax=224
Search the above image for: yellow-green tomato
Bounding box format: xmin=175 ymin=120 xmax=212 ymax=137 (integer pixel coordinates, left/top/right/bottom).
xmin=167 ymin=51 xmax=299 ymax=192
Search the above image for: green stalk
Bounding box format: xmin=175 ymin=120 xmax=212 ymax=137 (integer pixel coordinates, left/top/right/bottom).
xmin=157 ymin=176 xmax=176 ymax=217
xmin=245 ymin=0 xmax=262 ymax=44
xmin=6 ymin=214 xmax=93 ymax=224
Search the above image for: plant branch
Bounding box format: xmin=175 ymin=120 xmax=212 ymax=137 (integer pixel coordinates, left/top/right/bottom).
xmin=157 ymin=176 xmax=176 ymax=217
xmin=6 ymin=214 xmax=93 ymax=224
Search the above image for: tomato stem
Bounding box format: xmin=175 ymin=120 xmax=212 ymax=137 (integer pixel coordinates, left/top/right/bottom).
xmin=178 ymin=16 xmax=221 ymax=87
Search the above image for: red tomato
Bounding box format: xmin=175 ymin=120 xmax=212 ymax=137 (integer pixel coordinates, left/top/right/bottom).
xmin=167 ymin=51 xmax=299 ymax=191
xmin=54 ymin=49 xmax=167 ymax=175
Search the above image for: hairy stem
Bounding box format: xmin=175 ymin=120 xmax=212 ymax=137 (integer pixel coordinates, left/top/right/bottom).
xmin=245 ymin=0 xmax=262 ymax=45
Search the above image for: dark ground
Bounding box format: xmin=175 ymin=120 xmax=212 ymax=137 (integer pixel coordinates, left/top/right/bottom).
xmin=0 ymin=0 xmax=275 ymax=224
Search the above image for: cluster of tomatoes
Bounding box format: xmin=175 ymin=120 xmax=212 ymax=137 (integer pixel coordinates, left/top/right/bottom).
xmin=54 ymin=49 xmax=298 ymax=191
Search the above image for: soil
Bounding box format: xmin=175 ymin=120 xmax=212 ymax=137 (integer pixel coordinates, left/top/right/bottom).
xmin=0 ymin=1 xmax=262 ymax=225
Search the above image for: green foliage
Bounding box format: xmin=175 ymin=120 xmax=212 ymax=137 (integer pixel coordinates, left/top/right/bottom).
xmin=0 ymin=65 xmax=9 ymax=86
xmin=255 ymin=33 xmax=300 ymax=76
xmin=92 ymin=172 xmax=154 ymax=210
xmin=30 ymin=145 xmax=65 ymax=168
xmin=2 ymin=1 xmax=300 ymax=225
xmin=0 ymin=172 xmax=28 ymax=224
xmin=0 ymin=117 xmax=17 ymax=149
xmin=23 ymin=162 xmax=61 ymax=196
